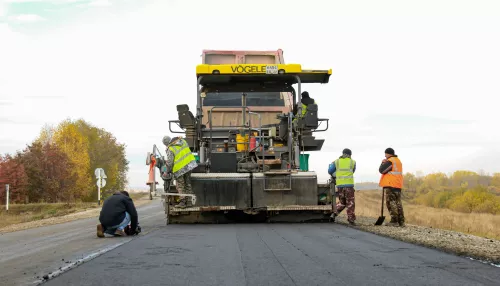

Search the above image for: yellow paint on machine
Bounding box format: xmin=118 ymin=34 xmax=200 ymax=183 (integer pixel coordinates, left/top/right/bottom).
xmin=196 ymin=64 xmax=332 ymax=75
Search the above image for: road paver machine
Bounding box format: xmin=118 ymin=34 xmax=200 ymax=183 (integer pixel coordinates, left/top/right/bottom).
xmin=147 ymin=49 xmax=336 ymax=223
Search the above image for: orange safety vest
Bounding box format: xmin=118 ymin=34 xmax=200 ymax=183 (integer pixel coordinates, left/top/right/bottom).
xmin=379 ymin=156 xmax=403 ymax=188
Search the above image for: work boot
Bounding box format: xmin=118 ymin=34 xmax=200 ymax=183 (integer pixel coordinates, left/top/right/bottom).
xmin=348 ymin=221 xmax=357 ymax=226
xmin=399 ymin=221 xmax=406 ymax=227
xmin=385 ymin=222 xmax=399 ymax=227
xmin=114 ymin=229 xmax=127 ymax=236
xmin=174 ymin=199 xmax=187 ymax=208
xmin=330 ymin=213 xmax=337 ymax=222
xmin=96 ymin=224 xmax=105 ymax=238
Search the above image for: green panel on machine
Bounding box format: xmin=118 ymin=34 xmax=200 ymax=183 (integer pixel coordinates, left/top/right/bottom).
xmin=299 ymin=154 xmax=310 ymax=171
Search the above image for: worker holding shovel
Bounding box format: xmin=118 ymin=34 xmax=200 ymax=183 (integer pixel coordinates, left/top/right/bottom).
xmin=378 ymin=148 xmax=405 ymax=227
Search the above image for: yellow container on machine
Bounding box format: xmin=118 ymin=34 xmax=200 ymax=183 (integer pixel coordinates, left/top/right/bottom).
xmin=236 ymin=133 xmax=249 ymax=151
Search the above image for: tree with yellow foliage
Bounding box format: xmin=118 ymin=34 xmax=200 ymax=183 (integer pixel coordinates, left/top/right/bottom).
xmin=52 ymin=119 xmax=92 ymax=200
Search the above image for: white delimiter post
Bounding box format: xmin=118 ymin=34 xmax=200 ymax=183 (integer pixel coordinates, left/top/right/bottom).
xmin=5 ymin=184 xmax=9 ymax=211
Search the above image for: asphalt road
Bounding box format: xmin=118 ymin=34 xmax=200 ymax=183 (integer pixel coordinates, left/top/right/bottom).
xmin=43 ymin=222 xmax=500 ymax=286
xmin=0 ymin=200 xmax=165 ymax=286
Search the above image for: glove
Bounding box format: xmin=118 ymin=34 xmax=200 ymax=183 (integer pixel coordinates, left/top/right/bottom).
xmin=124 ymin=224 xmax=141 ymax=235
xmin=161 ymin=172 xmax=172 ymax=180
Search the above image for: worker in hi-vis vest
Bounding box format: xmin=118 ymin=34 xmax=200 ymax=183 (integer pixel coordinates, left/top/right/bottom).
xmin=294 ymin=91 xmax=316 ymax=122
xmin=379 ymin=147 xmax=405 ymax=227
xmin=162 ymin=136 xmax=198 ymax=208
xmin=328 ymin=148 xmax=357 ymax=225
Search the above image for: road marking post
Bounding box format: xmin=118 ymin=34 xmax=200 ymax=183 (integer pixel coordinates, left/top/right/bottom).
xmin=5 ymin=184 xmax=9 ymax=211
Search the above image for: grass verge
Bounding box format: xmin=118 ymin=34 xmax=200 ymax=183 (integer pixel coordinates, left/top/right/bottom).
xmin=0 ymin=191 xmax=152 ymax=233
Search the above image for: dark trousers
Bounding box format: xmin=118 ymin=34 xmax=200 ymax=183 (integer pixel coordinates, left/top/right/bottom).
xmin=384 ymin=187 xmax=405 ymax=224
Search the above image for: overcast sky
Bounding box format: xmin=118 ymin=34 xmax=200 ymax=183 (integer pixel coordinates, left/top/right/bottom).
xmin=1 ymin=0 xmax=499 ymax=190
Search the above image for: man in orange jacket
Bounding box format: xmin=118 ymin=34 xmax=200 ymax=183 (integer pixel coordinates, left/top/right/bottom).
xmin=379 ymin=148 xmax=405 ymax=227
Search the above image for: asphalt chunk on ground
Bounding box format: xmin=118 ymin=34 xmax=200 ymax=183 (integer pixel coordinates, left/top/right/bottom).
xmin=46 ymin=223 xmax=500 ymax=286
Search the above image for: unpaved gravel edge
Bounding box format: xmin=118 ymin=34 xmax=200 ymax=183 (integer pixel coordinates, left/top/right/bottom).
xmin=335 ymin=214 xmax=500 ymax=266
xmin=0 ymin=197 xmax=155 ymax=234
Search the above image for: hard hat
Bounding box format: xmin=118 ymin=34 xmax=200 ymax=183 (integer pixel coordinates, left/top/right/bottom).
xmin=162 ymin=136 xmax=172 ymax=146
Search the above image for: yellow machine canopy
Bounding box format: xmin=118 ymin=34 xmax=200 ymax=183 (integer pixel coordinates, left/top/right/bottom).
xmin=196 ymin=64 xmax=332 ymax=86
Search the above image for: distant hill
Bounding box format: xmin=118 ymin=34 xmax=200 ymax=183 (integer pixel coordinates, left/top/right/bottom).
xmin=355 ymin=182 xmax=380 ymax=190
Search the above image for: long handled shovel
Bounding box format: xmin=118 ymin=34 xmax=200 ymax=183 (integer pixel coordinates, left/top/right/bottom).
xmin=374 ymin=188 xmax=386 ymax=225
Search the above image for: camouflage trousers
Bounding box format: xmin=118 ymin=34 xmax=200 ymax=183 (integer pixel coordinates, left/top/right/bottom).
xmin=385 ymin=187 xmax=405 ymax=224
xmin=335 ymin=187 xmax=356 ymax=223
xmin=176 ymin=171 xmax=193 ymax=195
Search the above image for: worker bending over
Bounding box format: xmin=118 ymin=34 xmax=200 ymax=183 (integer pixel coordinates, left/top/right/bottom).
xmin=328 ymin=148 xmax=357 ymax=226
xmin=162 ymin=136 xmax=198 ymax=208
xmin=97 ymin=191 xmax=139 ymax=237
xmin=379 ymin=148 xmax=405 ymax=227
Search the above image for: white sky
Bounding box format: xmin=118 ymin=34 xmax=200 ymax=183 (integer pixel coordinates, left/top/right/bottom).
xmin=1 ymin=0 xmax=499 ymax=189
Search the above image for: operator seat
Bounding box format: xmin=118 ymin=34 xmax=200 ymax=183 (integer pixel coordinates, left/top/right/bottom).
xmin=176 ymin=104 xmax=196 ymax=128
xmin=304 ymin=103 xmax=319 ymax=129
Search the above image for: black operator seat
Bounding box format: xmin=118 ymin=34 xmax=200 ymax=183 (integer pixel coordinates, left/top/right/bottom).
xmin=304 ymin=103 xmax=319 ymax=129
xmin=176 ymin=104 xmax=196 ymax=128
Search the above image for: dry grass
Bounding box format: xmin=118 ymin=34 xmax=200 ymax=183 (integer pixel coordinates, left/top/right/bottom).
xmin=0 ymin=191 xmax=152 ymax=232
xmin=355 ymin=190 xmax=500 ymax=240
xmin=0 ymin=202 xmax=97 ymax=229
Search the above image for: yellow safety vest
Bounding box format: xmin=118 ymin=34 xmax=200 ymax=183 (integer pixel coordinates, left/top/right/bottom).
xmin=168 ymin=139 xmax=196 ymax=174
xmin=335 ymin=157 xmax=355 ymax=185
xmin=294 ymin=100 xmax=317 ymax=121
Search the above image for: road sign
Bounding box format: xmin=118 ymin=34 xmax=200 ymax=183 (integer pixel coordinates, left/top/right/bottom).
xmin=95 ymin=168 xmax=107 ymax=205
xmin=94 ymin=168 xmax=107 ymax=179
xmin=96 ymin=178 xmax=107 ymax=188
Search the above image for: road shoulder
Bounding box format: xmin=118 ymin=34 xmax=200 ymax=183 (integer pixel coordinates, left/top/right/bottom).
xmin=335 ymin=214 xmax=500 ymax=266
xmin=0 ymin=197 xmax=155 ymax=234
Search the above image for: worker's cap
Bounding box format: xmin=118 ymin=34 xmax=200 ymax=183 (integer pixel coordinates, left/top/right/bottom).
xmin=385 ymin=148 xmax=395 ymax=155
xmin=342 ymin=148 xmax=352 ymax=156
xmin=301 ymin=91 xmax=310 ymax=98
xmin=162 ymin=136 xmax=172 ymax=146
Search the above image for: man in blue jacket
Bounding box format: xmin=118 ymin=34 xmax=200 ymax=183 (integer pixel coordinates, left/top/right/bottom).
xmin=328 ymin=148 xmax=357 ymax=225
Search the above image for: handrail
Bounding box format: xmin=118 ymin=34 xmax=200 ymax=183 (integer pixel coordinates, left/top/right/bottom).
xmin=312 ymin=118 xmax=329 ymax=132
xmin=248 ymin=111 xmax=264 ymax=171
xmin=168 ymin=120 xmax=185 ymax=134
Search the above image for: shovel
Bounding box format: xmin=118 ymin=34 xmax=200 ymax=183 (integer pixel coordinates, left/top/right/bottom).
xmin=374 ymin=188 xmax=386 ymax=225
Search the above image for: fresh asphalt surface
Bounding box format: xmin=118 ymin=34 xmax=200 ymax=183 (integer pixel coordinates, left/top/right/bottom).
xmin=0 ymin=200 xmax=165 ymax=286
xmin=1 ymin=201 xmax=499 ymax=286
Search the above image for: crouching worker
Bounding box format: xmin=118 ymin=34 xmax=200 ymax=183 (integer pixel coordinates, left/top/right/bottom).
xmin=97 ymin=191 xmax=139 ymax=238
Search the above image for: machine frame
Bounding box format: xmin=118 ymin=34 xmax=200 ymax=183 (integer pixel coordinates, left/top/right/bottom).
xmin=157 ymin=63 xmax=336 ymax=224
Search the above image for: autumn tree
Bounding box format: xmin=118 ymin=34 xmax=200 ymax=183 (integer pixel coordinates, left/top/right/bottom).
xmin=491 ymin=173 xmax=500 ymax=188
xmin=21 ymin=142 xmax=76 ymax=202
xmin=35 ymin=123 xmax=56 ymax=146
xmin=450 ymin=170 xmax=480 ymax=189
xmin=52 ymin=119 xmax=92 ymax=199
xmin=73 ymin=119 xmax=129 ymax=200
xmin=1 ymin=118 xmax=129 ymax=204
xmin=0 ymin=153 xmax=29 ymax=204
